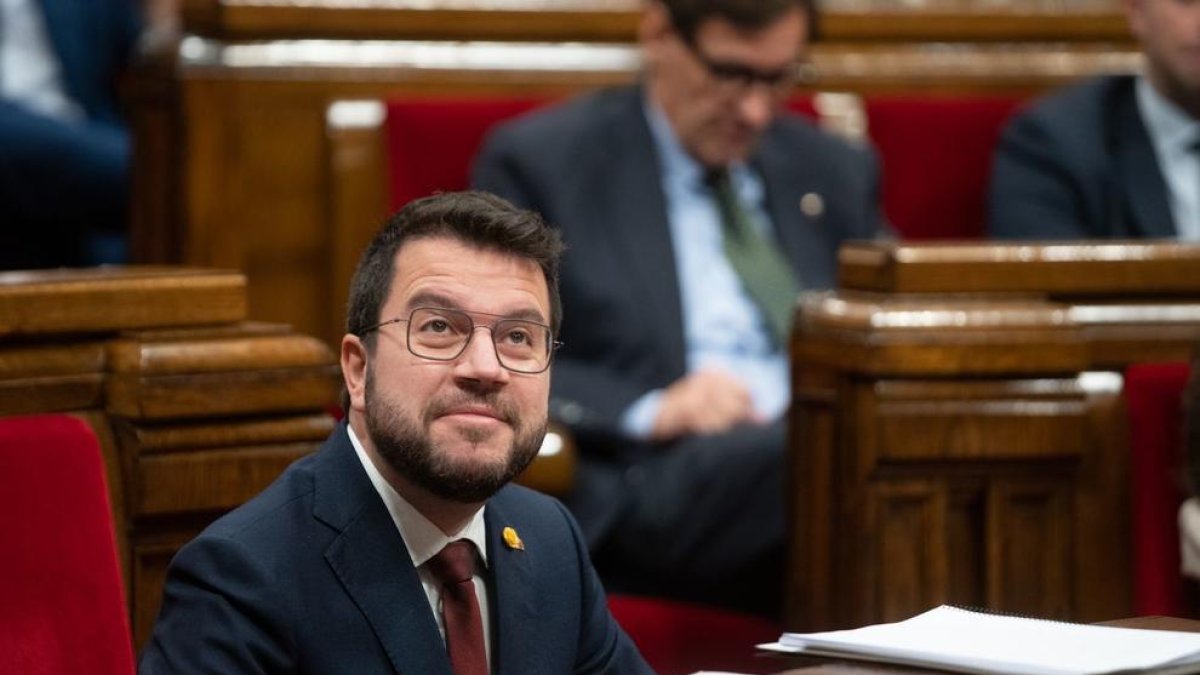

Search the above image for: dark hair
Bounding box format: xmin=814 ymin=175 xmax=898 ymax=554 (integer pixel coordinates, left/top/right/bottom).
xmin=345 ymin=190 xmax=565 ymax=348
xmin=662 ymin=0 xmax=819 ymax=44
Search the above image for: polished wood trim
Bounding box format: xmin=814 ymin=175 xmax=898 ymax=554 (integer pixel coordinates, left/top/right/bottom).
xmin=178 ymin=0 xmax=1133 ymax=44
xmin=839 ymin=242 xmax=1200 ymax=295
xmin=0 ymin=267 xmax=246 ymax=335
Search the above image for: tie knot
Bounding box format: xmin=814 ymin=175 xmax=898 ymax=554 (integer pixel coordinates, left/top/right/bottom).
xmin=703 ymin=167 xmax=733 ymax=192
xmin=428 ymin=540 xmax=477 ymax=586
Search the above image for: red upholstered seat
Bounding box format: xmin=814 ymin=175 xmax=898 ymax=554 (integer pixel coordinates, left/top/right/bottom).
xmin=608 ymin=595 xmax=779 ymax=675
xmin=0 ymin=414 xmax=134 ymax=675
xmin=862 ymin=96 xmax=1023 ymax=240
xmin=384 ymin=97 xmax=550 ymax=211
xmin=1126 ymin=363 xmax=1193 ymax=617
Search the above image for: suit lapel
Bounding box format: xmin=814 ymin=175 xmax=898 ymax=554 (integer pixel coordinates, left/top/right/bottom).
xmin=484 ymin=496 xmax=537 ymax=675
xmin=1112 ymin=84 xmax=1177 ymax=238
xmin=316 ymin=428 xmax=453 ymax=675
xmin=754 ymin=126 xmax=837 ymax=288
xmin=600 ymin=88 xmax=687 ymax=375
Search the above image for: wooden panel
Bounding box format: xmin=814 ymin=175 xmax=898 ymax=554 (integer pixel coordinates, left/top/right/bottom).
xmin=0 ymin=268 xmax=246 ymax=336
xmin=0 ymin=375 xmax=104 ymax=415
xmin=135 ymin=442 xmax=318 ymax=515
xmin=108 ymin=367 xmax=341 ymax=419
xmin=874 ymin=380 xmax=1087 ymax=462
xmin=987 ymin=481 xmax=1072 ymax=618
xmin=874 ymin=481 xmax=946 ymax=624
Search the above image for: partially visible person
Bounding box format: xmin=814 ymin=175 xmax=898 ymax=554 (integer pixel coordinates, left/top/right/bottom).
xmin=988 ymin=0 xmax=1200 ymax=240
xmin=0 ymin=0 xmax=142 ymax=269
xmin=474 ymin=0 xmax=885 ymax=616
xmin=139 ymin=192 xmax=651 ymax=674
xmin=1181 ymin=352 xmax=1200 ymax=585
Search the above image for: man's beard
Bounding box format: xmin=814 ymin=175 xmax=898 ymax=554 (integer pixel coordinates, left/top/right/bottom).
xmin=363 ymin=367 xmax=546 ymax=503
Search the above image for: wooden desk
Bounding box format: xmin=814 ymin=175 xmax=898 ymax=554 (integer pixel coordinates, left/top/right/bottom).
xmin=788 ymin=242 xmax=1200 ymax=632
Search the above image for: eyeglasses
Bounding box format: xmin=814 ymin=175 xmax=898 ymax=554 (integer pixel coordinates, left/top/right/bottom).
xmin=359 ymin=307 xmax=559 ymax=374
xmin=680 ymin=36 xmax=801 ymax=98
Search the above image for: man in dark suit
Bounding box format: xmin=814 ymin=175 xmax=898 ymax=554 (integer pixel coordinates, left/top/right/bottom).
xmin=139 ymin=192 xmax=651 ymax=674
xmin=988 ymin=0 xmax=1200 ymax=240
xmin=473 ymin=0 xmax=884 ymax=615
xmin=0 ymin=0 xmax=142 ymax=269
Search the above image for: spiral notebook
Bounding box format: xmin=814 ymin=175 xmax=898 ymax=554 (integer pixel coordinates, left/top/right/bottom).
xmin=760 ymin=605 xmax=1200 ymax=675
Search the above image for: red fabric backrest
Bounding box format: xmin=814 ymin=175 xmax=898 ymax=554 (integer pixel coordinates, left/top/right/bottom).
xmin=385 ymin=94 xmax=1021 ymax=242
xmin=1126 ymin=363 xmax=1193 ymax=617
xmin=862 ymin=96 xmax=1023 ymax=240
xmin=384 ymin=97 xmax=551 ymax=210
xmin=0 ymin=415 xmax=134 ymax=675
xmin=608 ymin=595 xmax=779 ymax=675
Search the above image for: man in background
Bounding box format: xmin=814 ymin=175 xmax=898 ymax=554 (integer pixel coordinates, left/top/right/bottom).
xmin=989 ymin=0 xmax=1200 ymax=240
xmin=473 ymin=0 xmax=885 ymax=616
xmin=140 ymin=192 xmax=650 ymax=674
xmin=0 ymin=0 xmax=142 ymax=269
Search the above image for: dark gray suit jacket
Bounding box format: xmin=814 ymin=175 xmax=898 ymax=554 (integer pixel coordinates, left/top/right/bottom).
xmin=138 ymin=424 xmax=650 ymax=674
xmin=987 ymin=75 xmax=1177 ymax=239
xmin=473 ymin=85 xmax=883 ymax=438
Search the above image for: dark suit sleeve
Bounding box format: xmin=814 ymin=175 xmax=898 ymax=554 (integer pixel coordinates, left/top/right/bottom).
xmin=548 ymin=500 xmax=654 ymax=675
xmin=139 ymin=535 xmax=295 ymax=674
xmin=987 ymin=110 xmax=1093 ymax=239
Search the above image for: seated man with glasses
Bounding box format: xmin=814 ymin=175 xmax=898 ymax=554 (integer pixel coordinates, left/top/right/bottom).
xmin=473 ymin=0 xmax=886 ymax=617
xmin=140 ymin=191 xmax=651 ymax=674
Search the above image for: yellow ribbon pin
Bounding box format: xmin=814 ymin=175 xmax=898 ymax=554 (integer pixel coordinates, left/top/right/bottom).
xmin=502 ymin=526 xmax=524 ymax=551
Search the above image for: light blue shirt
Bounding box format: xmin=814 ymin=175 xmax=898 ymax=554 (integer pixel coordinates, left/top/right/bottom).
xmin=618 ymin=99 xmax=790 ymax=438
xmin=1136 ymin=76 xmax=1200 ymax=241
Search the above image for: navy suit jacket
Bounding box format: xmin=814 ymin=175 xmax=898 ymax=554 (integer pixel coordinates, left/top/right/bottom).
xmin=473 ymin=85 xmax=884 ymax=439
xmin=139 ymin=425 xmax=650 ymax=674
xmin=987 ymin=75 xmax=1177 ymax=240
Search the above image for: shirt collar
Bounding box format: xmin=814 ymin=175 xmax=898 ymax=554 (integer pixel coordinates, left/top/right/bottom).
xmin=1137 ymin=75 xmax=1200 ymax=157
xmin=346 ymin=423 xmax=489 ymax=570
xmin=642 ymin=94 xmax=761 ymax=203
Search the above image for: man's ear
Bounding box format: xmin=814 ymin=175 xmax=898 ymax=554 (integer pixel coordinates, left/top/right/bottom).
xmin=341 ymin=334 xmax=369 ymax=414
xmin=639 ymin=1 xmax=674 ymax=64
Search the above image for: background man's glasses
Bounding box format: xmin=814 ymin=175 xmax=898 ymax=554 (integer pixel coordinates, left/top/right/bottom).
xmin=360 ymin=307 xmax=558 ymax=374
xmin=680 ymin=35 xmax=800 ymax=97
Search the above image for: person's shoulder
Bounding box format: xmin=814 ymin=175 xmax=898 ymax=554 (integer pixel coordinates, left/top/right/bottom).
xmin=1013 ymin=74 xmax=1132 ymax=127
xmin=196 ymin=445 xmax=325 ymax=545
xmin=485 ymin=86 xmax=640 ymax=147
xmin=769 ymin=111 xmax=871 ymax=161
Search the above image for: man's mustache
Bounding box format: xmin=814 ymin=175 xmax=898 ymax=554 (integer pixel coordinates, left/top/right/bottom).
xmin=423 ymin=391 xmax=520 ymax=427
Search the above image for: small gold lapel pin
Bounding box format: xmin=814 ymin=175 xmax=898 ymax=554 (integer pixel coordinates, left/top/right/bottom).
xmin=502 ymin=526 xmax=524 ymax=551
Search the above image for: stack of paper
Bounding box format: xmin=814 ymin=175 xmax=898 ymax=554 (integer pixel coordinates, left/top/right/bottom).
xmin=761 ymin=605 xmax=1200 ymax=674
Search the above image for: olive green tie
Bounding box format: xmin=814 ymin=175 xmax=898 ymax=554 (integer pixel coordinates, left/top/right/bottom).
xmin=706 ymin=168 xmax=801 ymax=346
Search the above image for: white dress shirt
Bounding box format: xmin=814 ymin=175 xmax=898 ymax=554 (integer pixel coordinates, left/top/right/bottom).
xmin=618 ymin=98 xmax=790 ymax=438
xmin=347 ymin=423 xmax=493 ymax=668
xmin=1135 ymin=76 xmax=1200 ymax=241
xmin=0 ymin=0 xmax=83 ymax=122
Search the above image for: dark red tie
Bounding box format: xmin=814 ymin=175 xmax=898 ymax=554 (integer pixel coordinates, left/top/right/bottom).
xmin=427 ymin=540 xmax=487 ymax=675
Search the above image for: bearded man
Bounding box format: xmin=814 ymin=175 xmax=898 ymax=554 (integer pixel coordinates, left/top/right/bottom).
xmin=139 ymin=191 xmax=651 ymax=675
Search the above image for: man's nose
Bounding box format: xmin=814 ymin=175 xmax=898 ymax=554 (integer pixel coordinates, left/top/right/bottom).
xmin=737 ymin=85 xmax=775 ymax=130
xmin=453 ymin=327 xmax=509 ymax=384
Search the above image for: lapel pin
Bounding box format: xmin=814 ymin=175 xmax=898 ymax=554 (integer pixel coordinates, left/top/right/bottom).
xmin=502 ymin=526 xmax=524 ymax=551
xmin=800 ymin=192 xmax=824 ymax=218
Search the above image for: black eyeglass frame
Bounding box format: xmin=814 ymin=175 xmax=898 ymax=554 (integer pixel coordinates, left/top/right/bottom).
xmin=676 ymin=31 xmax=803 ymax=96
xmin=358 ymin=306 xmax=562 ymax=374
